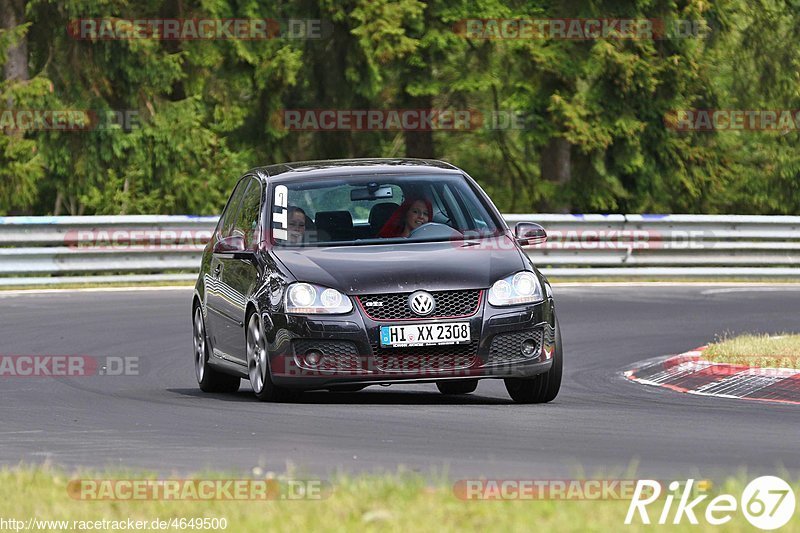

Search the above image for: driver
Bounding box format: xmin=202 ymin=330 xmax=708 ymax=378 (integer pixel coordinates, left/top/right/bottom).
xmin=378 ymin=196 xmax=432 ymax=238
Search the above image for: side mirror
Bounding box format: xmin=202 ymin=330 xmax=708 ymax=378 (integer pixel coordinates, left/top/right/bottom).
xmin=213 ymin=235 xmax=253 ymax=259
xmin=515 ymin=222 xmax=547 ymax=246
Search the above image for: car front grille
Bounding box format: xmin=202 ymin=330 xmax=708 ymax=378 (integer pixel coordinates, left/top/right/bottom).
xmin=487 ymin=328 xmax=543 ymax=365
xmin=357 ymin=290 xmax=483 ymax=321
xmin=292 ymin=339 xmax=362 ymax=371
xmin=370 ymin=340 xmax=479 ymax=372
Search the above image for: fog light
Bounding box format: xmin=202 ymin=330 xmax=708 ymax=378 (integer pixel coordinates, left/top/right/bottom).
xmin=305 ymin=350 xmax=323 ymax=367
xmin=520 ymin=339 xmax=537 ymax=357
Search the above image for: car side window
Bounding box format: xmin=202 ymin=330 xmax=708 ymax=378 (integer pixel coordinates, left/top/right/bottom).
xmin=441 ymin=181 xmax=496 ymax=233
xmin=232 ymin=178 xmax=263 ymax=249
xmin=217 ymin=179 xmax=249 ymax=239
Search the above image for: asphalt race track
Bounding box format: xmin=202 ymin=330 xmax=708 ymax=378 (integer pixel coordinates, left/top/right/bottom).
xmin=1 ymin=285 xmax=799 ymax=480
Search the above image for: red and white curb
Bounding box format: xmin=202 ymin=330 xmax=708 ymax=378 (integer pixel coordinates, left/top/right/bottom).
xmin=623 ymin=347 xmax=800 ymax=405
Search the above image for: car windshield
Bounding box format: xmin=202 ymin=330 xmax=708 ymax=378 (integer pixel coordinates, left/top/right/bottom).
xmin=270 ymin=174 xmax=503 ymax=247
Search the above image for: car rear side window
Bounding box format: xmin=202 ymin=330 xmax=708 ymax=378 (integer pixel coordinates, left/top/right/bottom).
xmin=217 ymin=179 xmax=249 ymax=239
xmin=232 ymin=178 xmax=263 ymax=249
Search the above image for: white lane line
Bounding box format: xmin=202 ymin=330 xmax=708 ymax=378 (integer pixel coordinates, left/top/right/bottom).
xmin=0 ymin=286 xmax=194 ymax=297
xmin=701 ymin=287 xmax=800 ymax=295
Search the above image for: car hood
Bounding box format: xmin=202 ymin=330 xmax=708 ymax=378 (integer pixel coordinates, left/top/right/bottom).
xmin=272 ymin=237 xmax=526 ymax=295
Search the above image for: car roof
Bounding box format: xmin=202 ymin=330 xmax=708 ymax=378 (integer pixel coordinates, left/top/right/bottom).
xmin=249 ymin=158 xmax=463 ymax=183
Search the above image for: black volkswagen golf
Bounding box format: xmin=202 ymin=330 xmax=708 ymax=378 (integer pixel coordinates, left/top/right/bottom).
xmin=192 ymin=159 xmax=562 ymax=403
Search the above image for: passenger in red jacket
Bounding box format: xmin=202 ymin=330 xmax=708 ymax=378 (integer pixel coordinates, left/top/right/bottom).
xmin=378 ymin=197 xmax=432 ymax=238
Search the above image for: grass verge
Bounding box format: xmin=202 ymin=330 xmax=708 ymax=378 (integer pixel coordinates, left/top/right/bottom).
xmin=0 ymin=467 xmax=798 ymax=532
xmin=704 ymin=333 xmax=800 ymax=369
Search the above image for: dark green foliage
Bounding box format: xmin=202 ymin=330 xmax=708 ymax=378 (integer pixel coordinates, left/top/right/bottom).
xmin=0 ymin=0 xmax=797 ymax=215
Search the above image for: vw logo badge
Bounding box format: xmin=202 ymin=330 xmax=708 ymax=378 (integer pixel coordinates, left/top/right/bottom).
xmin=408 ymin=291 xmax=435 ymax=316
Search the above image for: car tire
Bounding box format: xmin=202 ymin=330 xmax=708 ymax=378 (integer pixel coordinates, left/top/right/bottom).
xmin=436 ymin=379 xmax=478 ymax=395
xmin=193 ymin=305 xmax=240 ymax=393
xmin=246 ymin=312 xmax=299 ymax=402
xmin=504 ymin=315 xmax=563 ymax=404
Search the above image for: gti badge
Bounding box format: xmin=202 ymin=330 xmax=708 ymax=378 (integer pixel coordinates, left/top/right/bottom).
xmin=408 ymin=291 xmax=435 ymax=316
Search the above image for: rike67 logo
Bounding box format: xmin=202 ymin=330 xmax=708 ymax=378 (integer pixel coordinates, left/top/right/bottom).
xmin=626 ymin=477 xmax=796 ymax=530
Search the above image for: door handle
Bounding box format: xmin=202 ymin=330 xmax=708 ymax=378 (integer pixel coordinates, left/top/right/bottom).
xmin=213 ymin=264 xmax=222 ymax=278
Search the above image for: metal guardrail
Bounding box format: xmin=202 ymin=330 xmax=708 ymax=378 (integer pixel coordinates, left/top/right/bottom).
xmin=0 ymin=214 xmax=798 ymax=285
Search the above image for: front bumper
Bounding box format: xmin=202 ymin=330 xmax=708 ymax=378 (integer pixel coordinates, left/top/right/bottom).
xmin=264 ymin=297 xmax=557 ymax=389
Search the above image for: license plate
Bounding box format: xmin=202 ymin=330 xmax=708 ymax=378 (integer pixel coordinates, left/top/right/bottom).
xmin=380 ymin=322 xmax=470 ymax=348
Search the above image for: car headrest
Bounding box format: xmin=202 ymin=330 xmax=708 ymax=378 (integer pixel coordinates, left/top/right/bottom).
xmin=368 ymin=202 xmax=400 ymax=230
xmin=314 ymin=211 xmax=353 ymax=241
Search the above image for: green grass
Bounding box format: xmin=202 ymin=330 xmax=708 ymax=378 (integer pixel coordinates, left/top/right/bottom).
xmin=1 ymin=467 xmax=798 ymax=532
xmin=704 ymin=333 xmax=800 ymax=369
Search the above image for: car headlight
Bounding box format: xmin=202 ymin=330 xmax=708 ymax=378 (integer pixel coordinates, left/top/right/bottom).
xmin=488 ymin=271 xmax=543 ymax=306
xmin=285 ymin=283 xmax=353 ymax=314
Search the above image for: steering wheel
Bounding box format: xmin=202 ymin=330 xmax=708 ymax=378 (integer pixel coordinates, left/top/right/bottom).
xmin=408 ymin=222 xmax=463 ymax=239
